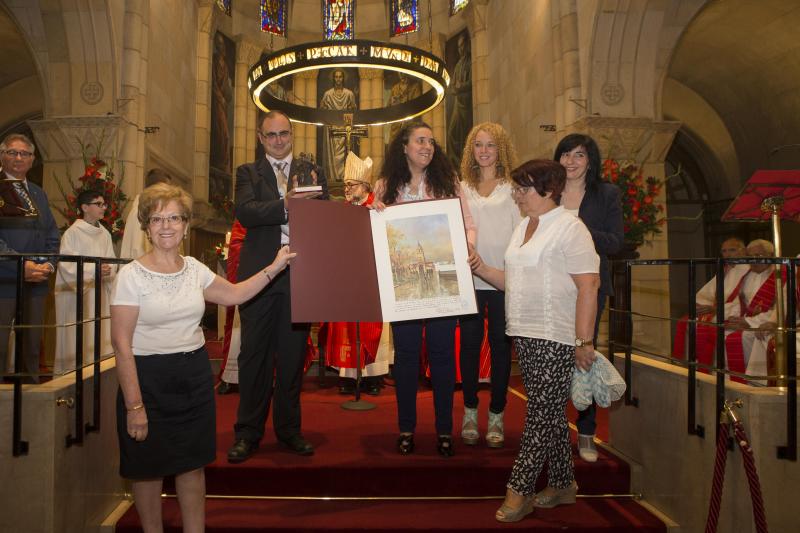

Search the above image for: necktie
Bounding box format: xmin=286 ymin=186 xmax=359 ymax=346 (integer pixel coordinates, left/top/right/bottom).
xmin=274 ymin=162 xmax=288 ymax=197
xmin=12 ymin=181 xmax=36 ymax=213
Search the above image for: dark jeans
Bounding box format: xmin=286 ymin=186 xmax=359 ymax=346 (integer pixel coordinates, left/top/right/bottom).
xmin=575 ymin=293 xmax=607 ymax=436
xmin=392 ymin=317 xmax=456 ymax=435
xmin=459 ymin=290 xmax=511 ymax=414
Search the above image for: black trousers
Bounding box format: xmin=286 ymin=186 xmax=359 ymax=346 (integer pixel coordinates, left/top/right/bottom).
xmin=233 ymin=270 xmax=310 ymax=443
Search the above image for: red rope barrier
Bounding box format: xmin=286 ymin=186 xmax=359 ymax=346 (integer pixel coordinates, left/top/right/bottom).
xmin=732 ymin=421 xmax=769 ymax=533
xmin=704 ymin=405 xmax=769 ymax=533
xmin=704 ymin=421 xmax=730 ymax=533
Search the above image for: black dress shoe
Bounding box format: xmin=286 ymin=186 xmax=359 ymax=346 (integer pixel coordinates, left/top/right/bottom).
xmin=361 ymin=377 xmax=382 ymax=396
xmin=437 ymin=435 xmax=455 ymax=457
xmin=227 ymin=439 xmax=258 ymax=464
xmin=217 ymin=381 xmax=238 ymax=395
xmin=280 ymin=434 xmax=314 ymax=456
xmin=397 ymin=433 xmax=415 ymax=455
xmin=338 ymin=377 xmax=356 ymax=395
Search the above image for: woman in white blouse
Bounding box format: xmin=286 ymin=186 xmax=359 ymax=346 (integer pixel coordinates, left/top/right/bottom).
xmin=457 ymin=123 xmax=521 ymax=448
xmin=373 ymin=121 xmax=476 ymax=458
xmin=470 ymin=159 xmax=600 ymax=522
xmin=111 ymin=183 xmax=294 ymax=532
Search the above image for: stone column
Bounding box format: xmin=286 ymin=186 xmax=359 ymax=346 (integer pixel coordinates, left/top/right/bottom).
xmin=551 ymin=0 xmax=582 ymax=128
xmin=234 ymin=38 xmax=262 ymax=171
xmin=193 ymin=2 xmax=215 ymax=203
xmin=358 ymin=67 xmax=384 ymax=172
xmin=463 ymin=0 xmax=489 ymax=124
xmin=292 ymin=70 xmax=318 ymax=158
xmin=425 ymin=33 xmax=446 ymax=146
xmin=568 ymin=116 xmax=681 ymax=355
xmin=118 ymin=0 xmax=150 ymax=199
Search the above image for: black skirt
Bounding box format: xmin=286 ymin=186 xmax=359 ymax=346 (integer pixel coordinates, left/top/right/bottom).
xmin=116 ymin=346 xmax=216 ymax=479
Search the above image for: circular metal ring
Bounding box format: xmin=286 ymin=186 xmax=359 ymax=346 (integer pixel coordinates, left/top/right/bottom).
xmin=248 ymin=39 xmax=450 ymax=127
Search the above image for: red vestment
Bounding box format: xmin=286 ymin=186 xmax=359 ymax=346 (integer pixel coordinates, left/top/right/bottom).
xmin=724 ymin=269 xmax=781 ymax=384
xmin=219 ymin=220 xmax=246 ymax=379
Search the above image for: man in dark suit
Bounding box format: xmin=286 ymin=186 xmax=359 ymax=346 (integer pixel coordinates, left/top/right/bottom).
xmin=0 ymin=133 xmax=60 ymax=382
xmin=227 ymin=110 xmax=328 ymax=462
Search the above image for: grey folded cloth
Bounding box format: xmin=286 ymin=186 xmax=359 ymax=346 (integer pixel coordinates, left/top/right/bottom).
xmin=571 ymin=350 xmax=627 ymax=411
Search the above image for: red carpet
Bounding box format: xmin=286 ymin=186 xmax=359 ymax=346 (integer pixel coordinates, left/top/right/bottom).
xmin=115 ymin=372 xmax=665 ymax=531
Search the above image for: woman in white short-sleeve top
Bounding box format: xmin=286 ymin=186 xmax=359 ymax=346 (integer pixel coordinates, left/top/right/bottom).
xmin=457 ymin=122 xmax=521 ymax=449
xmin=470 ymin=159 xmax=600 ymax=523
xmin=111 ymin=183 xmax=295 ymax=531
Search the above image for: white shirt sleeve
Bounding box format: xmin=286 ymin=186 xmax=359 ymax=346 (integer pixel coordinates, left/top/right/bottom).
xmin=111 ymin=263 xmax=141 ymax=307
xmin=563 ymin=219 xmax=600 ymax=275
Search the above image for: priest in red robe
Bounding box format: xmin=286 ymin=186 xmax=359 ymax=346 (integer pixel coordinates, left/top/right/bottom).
xmin=319 ymin=152 xmax=392 ymax=395
xmin=673 ymin=237 xmax=747 ymax=372
xmin=723 ymin=239 xmax=779 ymax=384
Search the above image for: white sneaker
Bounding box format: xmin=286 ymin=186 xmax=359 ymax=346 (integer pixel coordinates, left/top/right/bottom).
xmin=578 ymin=434 xmax=598 ymax=462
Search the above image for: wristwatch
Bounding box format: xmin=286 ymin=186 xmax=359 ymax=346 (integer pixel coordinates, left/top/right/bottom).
xmin=575 ymin=337 xmax=593 ymax=348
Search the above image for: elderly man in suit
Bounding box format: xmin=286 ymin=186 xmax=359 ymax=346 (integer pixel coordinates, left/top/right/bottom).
xmin=227 ymin=110 xmax=328 ymax=463
xmin=0 ymin=133 xmax=60 ymax=382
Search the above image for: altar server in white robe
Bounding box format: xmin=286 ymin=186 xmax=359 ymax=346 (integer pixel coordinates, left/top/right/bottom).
xmin=54 ymin=189 xmax=118 ymax=373
xmin=119 ymin=168 xmax=172 ymax=260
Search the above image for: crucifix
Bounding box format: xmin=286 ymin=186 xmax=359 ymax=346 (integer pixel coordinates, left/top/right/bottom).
xmin=329 ymin=113 xmax=368 ymax=157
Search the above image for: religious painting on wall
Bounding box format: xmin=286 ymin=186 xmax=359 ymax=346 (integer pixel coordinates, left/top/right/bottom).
xmin=444 ymin=29 xmax=472 ymax=169
xmin=261 ymin=0 xmax=288 ymax=36
xmin=316 ymin=67 xmax=360 ymax=182
xmin=450 ymin=0 xmax=469 ymax=15
xmin=384 ymin=71 xmax=422 ymax=143
xmin=390 ymin=0 xmax=418 ymax=36
xmin=216 ymin=0 xmax=231 ymax=16
xmin=323 ymin=0 xmax=355 ymax=40
xmin=209 ymin=31 xmax=235 ymax=202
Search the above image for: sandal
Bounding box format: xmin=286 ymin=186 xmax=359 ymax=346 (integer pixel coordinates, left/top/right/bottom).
xmin=495 ymin=490 xmax=534 ymax=522
xmin=461 ymin=407 xmax=479 ymax=445
xmin=533 ymin=481 xmax=578 ymax=508
xmin=397 ymin=433 xmax=414 ymax=455
xmin=486 ymin=410 xmax=504 ymax=448
xmin=437 ymin=435 xmax=455 ymax=457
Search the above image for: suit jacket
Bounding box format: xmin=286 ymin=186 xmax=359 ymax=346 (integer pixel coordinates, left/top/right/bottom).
xmin=578 ymin=182 xmax=624 ymax=297
xmin=0 ymin=179 xmax=60 ymax=298
xmin=234 ymin=156 xmax=329 ymax=289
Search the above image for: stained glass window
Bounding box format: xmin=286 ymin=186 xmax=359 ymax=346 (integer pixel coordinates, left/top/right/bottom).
xmin=323 ymin=0 xmax=355 ymax=40
xmin=450 ymin=0 xmax=469 ymax=16
xmin=216 ymin=0 xmax=231 ymax=16
xmin=261 ymin=0 xmax=288 ymax=37
xmin=390 ymin=0 xmax=418 ymax=36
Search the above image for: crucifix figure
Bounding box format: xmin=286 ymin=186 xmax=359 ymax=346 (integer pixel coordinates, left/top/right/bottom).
xmin=329 ymin=113 xmax=368 ymax=179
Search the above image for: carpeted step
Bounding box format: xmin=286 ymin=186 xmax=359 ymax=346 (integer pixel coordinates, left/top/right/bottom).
xmin=115 ymin=497 xmax=666 ymax=532
xmin=189 ymin=387 xmax=630 ymax=498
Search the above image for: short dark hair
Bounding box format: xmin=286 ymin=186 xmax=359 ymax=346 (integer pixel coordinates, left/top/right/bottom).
xmin=553 ymin=133 xmax=603 ymax=192
xmin=511 ymin=159 xmax=566 ymax=204
xmin=77 ymin=189 xmax=104 ymax=213
xmin=145 ymin=168 xmax=172 ymax=187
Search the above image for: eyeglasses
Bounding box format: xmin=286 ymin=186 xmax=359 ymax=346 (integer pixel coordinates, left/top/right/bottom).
xmin=148 ymin=214 xmax=187 ymax=226
xmin=3 ymin=150 xmax=34 ymax=159
xmin=343 ymin=182 xmax=366 ymax=190
xmin=259 ymin=130 xmax=292 ymax=142
xmin=87 ymin=202 xmax=107 ymax=208
xmin=511 ymin=186 xmax=532 ymax=196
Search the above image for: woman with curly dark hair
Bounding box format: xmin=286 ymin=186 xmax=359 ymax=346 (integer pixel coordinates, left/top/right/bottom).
xmin=373 ymin=121 xmax=476 ymax=458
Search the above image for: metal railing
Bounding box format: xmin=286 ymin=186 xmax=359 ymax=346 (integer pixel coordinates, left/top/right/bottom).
xmin=608 ymin=256 xmax=797 ymax=461
xmin=1 ymin=253 xmax=130 ymax=457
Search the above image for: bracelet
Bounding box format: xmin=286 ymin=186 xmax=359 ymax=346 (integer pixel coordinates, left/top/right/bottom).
xmin=263 ymin=269 xmax=273 ymax=282
xmin=127 ymin=403 xmax=144 ymax=412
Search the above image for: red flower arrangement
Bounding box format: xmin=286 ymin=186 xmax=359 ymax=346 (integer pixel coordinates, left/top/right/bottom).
xmin=56 ymin=141 xmax=128 ymax=242
xmin=602 ymin=158 xmax=665 ymax=247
